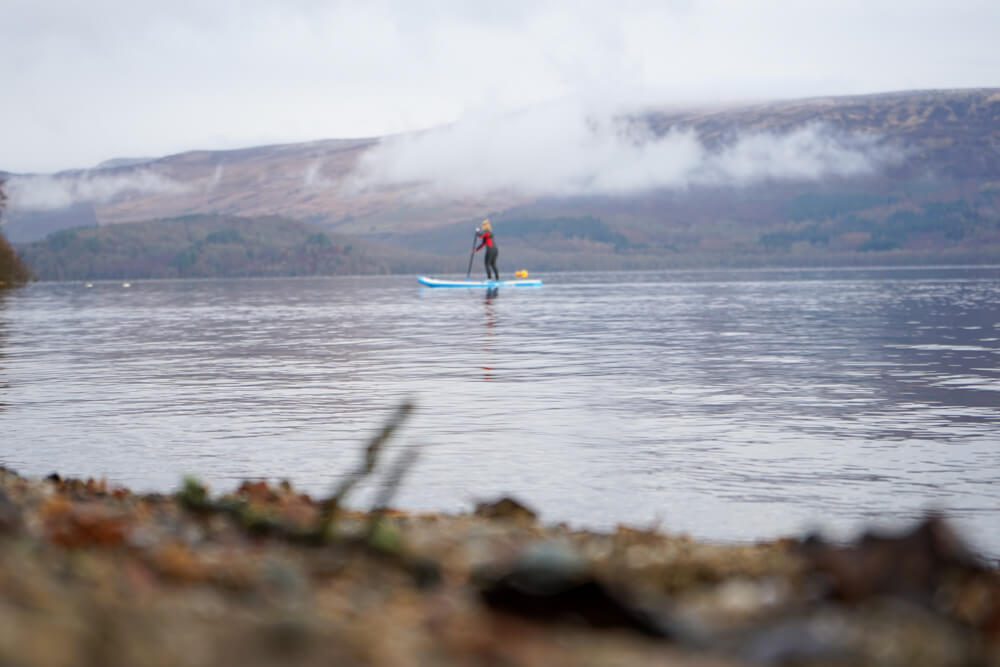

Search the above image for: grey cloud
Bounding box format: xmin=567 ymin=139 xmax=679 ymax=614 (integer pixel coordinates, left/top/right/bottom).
xmin=3 ymin=1 xmax=996 ymax=174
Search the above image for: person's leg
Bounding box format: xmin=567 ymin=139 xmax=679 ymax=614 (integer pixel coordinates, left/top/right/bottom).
xmin=488 ymin=247 xmax=499 ymax=280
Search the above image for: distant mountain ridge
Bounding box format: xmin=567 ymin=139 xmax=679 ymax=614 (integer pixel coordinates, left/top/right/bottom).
xmin=6 ymin=88 xmax=1000 ymax=272
xmin=95 ymin=157 xmax=157 ymax=170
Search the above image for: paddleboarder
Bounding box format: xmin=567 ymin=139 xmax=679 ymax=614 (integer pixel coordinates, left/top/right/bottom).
xmin=474 ymin=219 xmax=499 ymax=281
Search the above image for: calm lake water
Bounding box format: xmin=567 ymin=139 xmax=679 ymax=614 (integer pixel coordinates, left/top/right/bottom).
xmin=2 ymin=267 xmax=999 ymax=556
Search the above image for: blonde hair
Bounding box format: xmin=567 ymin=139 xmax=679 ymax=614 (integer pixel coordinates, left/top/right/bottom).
xmin=481 ymin=218 xmax=492 ymax=231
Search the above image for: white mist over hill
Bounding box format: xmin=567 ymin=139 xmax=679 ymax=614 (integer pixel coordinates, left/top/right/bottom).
xmin=6 ymin=169 xmax=188 ymax=212
xmin=5 ymin=99 xmax=903 ymax=216
xmin=350 ymin=100 xmax=901 ymax=198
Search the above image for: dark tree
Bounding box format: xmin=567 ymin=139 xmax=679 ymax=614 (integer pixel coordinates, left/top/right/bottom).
xmin=0 ymin=176 xmax=33 ymax=287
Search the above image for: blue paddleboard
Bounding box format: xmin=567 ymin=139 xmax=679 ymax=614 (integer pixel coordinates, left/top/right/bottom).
xmin=417 ymin=276 xmax=542 ymax=288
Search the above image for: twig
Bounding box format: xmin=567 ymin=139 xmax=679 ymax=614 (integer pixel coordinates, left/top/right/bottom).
xmin=314 ymin=400 xmax=414 ymax=540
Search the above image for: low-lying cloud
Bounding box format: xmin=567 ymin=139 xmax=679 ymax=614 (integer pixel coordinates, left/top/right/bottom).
xmin=6 ymin=168 xmax=188 ymax=212
xmin=350 ymin=102 xmax=900 ymax=198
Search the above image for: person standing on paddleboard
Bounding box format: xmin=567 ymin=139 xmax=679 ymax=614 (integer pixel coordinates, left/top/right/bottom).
xmin=474 ymin=219 xmax=500 ymax=281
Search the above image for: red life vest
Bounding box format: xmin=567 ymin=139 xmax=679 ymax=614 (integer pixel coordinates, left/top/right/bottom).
xmin=476 ymin=230 xmax=495 ymax=250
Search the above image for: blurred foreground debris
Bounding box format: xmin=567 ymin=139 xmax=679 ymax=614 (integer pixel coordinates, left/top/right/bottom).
xmin=800 ymin=514 xmax=1000 ymax=639
xmin=476 ymin=539 xmax=671 ymax=637
xmin=1 ymin=455 xmax=999 ymax=666
xmin=474 ymin=495 xmax=538 ymax=522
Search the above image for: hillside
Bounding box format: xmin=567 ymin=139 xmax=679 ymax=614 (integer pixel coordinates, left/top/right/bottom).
xmin=6 ymin=89 xmax=1000 ymax=271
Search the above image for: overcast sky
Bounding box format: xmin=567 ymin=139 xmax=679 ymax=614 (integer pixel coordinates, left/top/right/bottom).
xmin=2 ymin=0 xmax=998 ymax=175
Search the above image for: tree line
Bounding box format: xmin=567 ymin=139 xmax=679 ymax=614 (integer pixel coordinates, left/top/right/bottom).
xmin=16 ymin=214 xmax=454 ymax=281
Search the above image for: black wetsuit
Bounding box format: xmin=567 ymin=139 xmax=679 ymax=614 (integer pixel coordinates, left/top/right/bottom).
xmin=476 ymin=230 xmax=499 ymax=280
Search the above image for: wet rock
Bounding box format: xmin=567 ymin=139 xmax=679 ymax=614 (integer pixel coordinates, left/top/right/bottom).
xmin=0 ymin=489 xmax=23 ymax=534
xmin=476 ymin=539 xmax=671 ymax=638
xmin=730 ymin=601 xmax=983 ymax=667
xmin=735 ymin=612 xmax=856 ymax=665
xmin=801 ymin=514 xmax=984 ymax=604
xmin=474 ymin=496 xmax=538 ymax=522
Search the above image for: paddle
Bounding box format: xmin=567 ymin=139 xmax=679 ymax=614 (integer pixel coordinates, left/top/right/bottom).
xmin=465 ymin=229 xmax=479 ymax=281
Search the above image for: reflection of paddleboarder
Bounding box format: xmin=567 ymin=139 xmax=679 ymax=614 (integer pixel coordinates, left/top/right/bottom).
xmin=474 ymin=219 xmax=499 ymax=281
xmin=482 ymin=285 xmax=496 ymax=380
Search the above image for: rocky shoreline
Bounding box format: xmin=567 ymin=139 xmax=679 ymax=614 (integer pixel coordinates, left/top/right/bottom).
xmin=1 ymin=463 xmax=998 ymax=667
